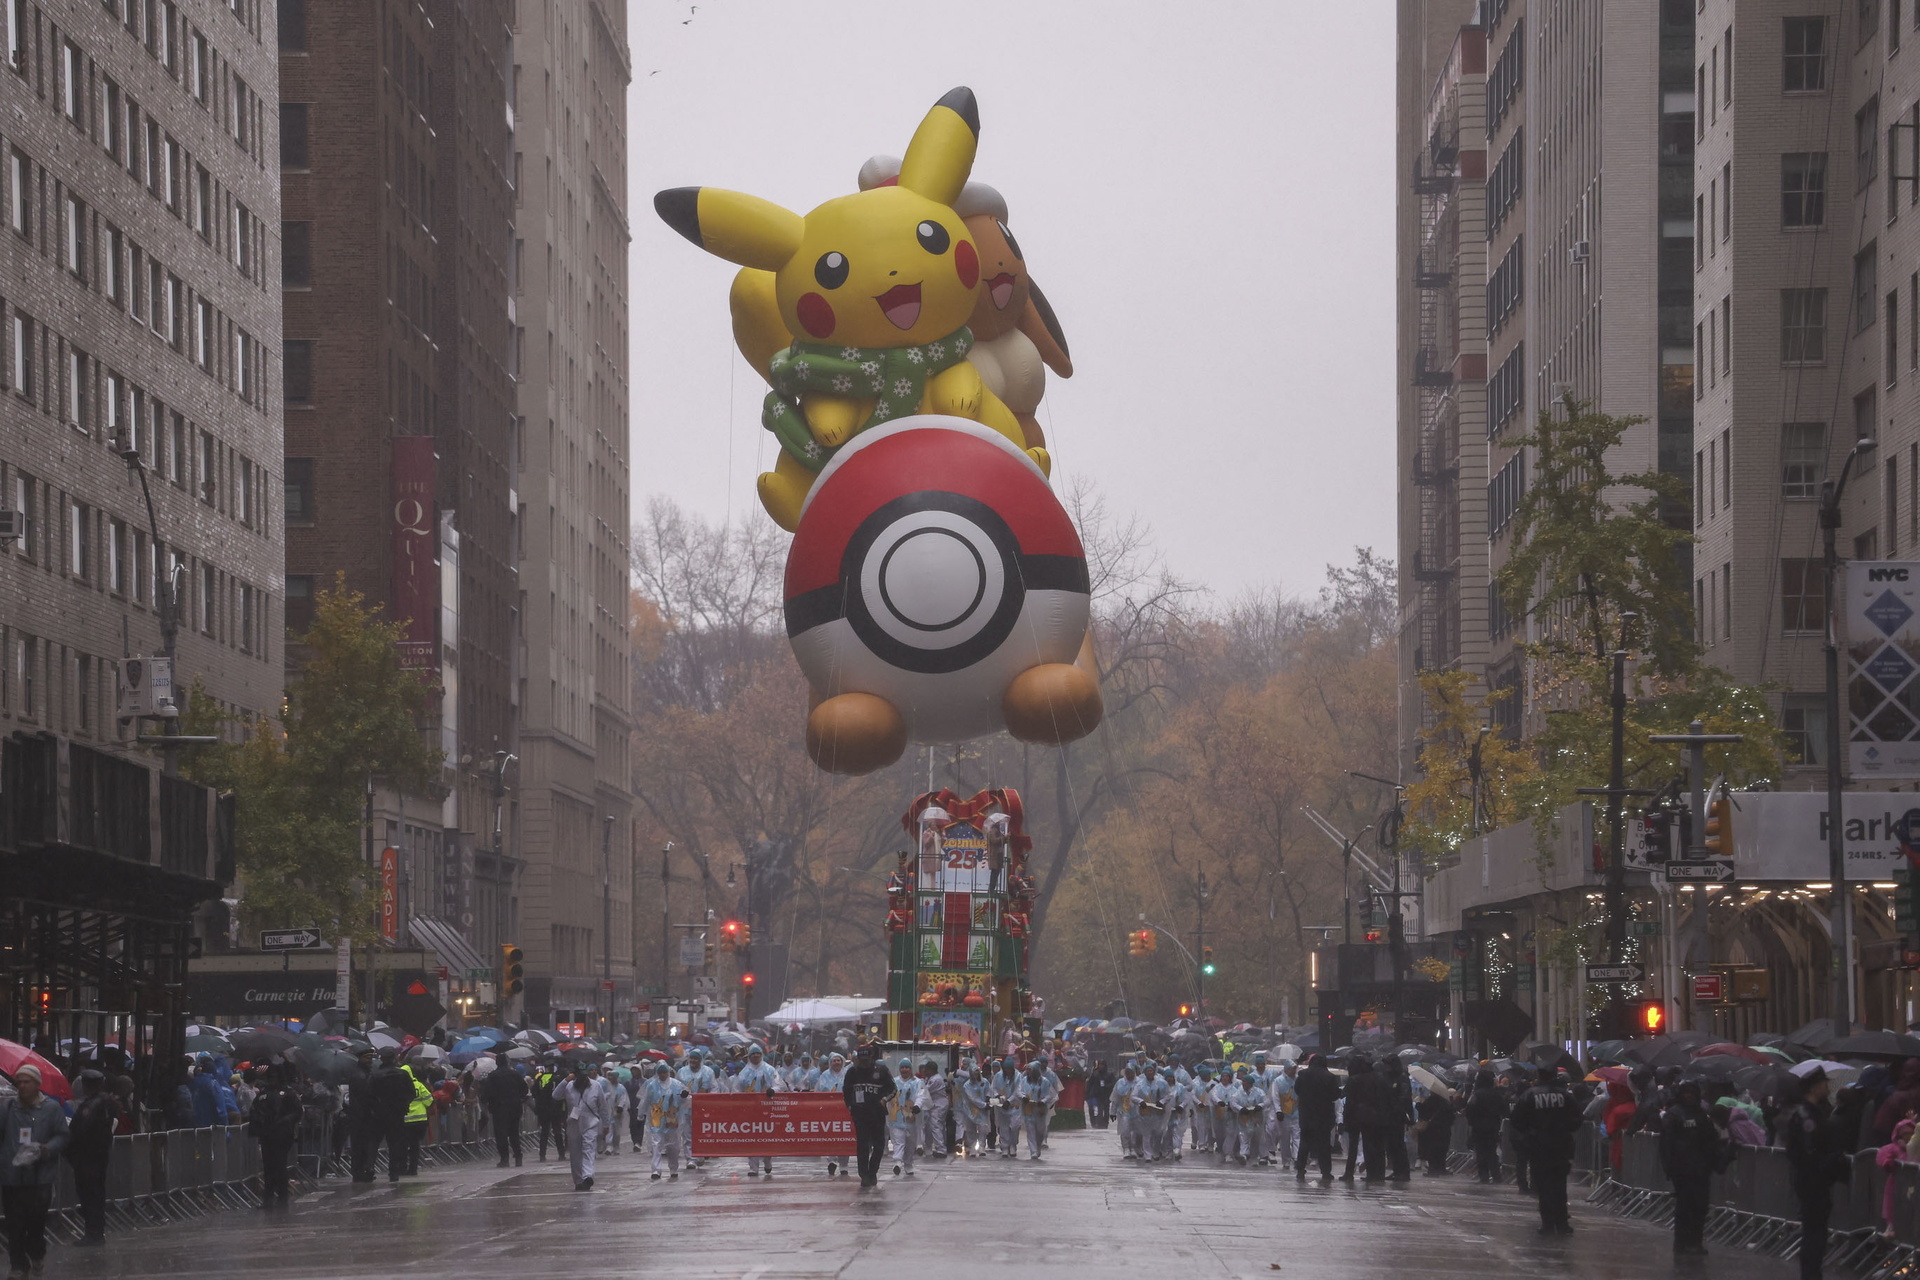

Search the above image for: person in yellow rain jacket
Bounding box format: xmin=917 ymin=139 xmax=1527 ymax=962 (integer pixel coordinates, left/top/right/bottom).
xmin=399 ymin=1061 xmax=432 ymax=1176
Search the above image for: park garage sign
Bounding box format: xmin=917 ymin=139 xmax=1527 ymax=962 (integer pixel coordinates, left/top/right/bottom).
xmin=1849 ymin=561 xmax=1920 ymax=778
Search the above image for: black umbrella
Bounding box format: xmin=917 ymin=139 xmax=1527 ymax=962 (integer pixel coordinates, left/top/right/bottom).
xmin=289 ymin=1034 xmax=364 ymax=1086
xmin=1788 ymin=1018 xmax=1836 ymax=1049
xmin=1524 ymin=1042 xmax=1578 ymax=1071
xmin=1824 ymin=1031 xmax=1920 ymax=1059
xmin=1682 ymin=1054 xmax=1748 ymax=1083
xmin=1586 ymin=1039 xmax=1646 ymax=1065
xmin=229 ymin=1026 xmax=299 ymax=1061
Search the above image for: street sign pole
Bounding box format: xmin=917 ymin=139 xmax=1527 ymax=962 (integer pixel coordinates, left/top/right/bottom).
xmin=1648 ymin=721 xmax=1745 ymax=1033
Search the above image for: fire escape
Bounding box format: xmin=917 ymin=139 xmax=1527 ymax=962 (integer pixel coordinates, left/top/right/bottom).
xmin=1411 ymin=101 xmax=1461 ymax=707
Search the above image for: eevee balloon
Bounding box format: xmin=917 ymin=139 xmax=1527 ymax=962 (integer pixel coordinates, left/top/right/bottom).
xmin=655 ymin=88 xmax=1045 ymax=532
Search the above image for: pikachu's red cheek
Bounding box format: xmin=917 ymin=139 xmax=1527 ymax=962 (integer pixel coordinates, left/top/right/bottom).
xmin=954 ymin=240 xmax=979 ymax=290
xmin=797 ymin=293 xmax=836 ymax=338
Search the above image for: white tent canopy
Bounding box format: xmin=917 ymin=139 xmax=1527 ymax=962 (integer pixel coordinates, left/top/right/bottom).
xmin=768 ymin=997 xmax=883 ymax=1026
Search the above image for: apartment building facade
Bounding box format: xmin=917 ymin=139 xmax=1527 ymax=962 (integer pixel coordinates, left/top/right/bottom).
xmin=510 ymin=0 xmax=635 ymax=1033
xmin=1398 ymin=0 xmax=1696 ymax=769
xmin=278 ymin=0 xmax=520 ymax=994
xmin=0 ymin=0 xmax=283 ymax=757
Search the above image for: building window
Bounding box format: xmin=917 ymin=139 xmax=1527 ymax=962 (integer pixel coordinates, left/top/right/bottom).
xmin=234 ymin=329 xmax=250 ymax=399
xmin=1863 ymin=0 xmax=1883 ymax=48
xmin=11 ymin=313 xmax=31 ymax=400
xmin=62 ymin=42 xmax=81 ymax=122
xmin=201 ymin=563 xmax=215 ymax=634
xmin=285 ymin=573 xmax=313 ymax=632
xmin=1489 ymin=342 xmax=1525 ymax=435
xmin=14 ymin=637 xmax=33 ymax=719
xmin=108 ymin=519 xmax=126 ymax=594
xmin=194 ymin=298 xmax=211 ymax=368
xmin=190 ymin=30 xmax=207 ymax=102
xmin=233 ymin=203 xmax=251 ymax=272
xmin=240 ymin=583 xmax=255 ymax=653
xmin=1782 ymin=693 xmax=1829 ymax=764
xmin=1781 ymin=153 xmax=1827 ymax=226
xmin=1781 ymin=558 xmax=1827 ymax=632
xmin=66 ymin=348 xmax=85 ymax=428
xmin=63 ymin=197 xmax=85 ymax=278
xmin=1782 ymin=288 xmax=1829 ymax=362
xmin=1892 ymin=290 xmax=1903 ymax=386
xmin=199 ymin=431 xmax=214 ymax=504
xmin=282 ymin=220 xmax=310 ymax=286
xmin=1860 ymin=97 xmax=1882 ymax=190
xmin=102 ymin=81 xmax=119 ymax=158
xmin=1858 ymin=244 xmax=1880 ymax=332
xmin=68 ymin=501 xmax=88 ymax=579
xmin=9 ymin=150 xmax=28 ymax=237
xmin=279 ymin=103 xmax=309 ymax=169
xmin=284 ymin=457 xmax=314 ymax=522
xmin=194 ymin=164 xmax=210 ymax=238
xmin=284 ymin=339 xmax=313 ymax=404
xmin=277 ymin=0 xmax=305 ymax=51
xmin=105 ymin=226 xmax=122 ymax=302
xmin=1858 ymin=386 xmax=1881 ymax=453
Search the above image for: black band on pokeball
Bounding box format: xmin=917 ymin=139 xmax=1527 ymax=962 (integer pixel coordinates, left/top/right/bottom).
xmin=782 ymin=491 xmax=1089 ymax=675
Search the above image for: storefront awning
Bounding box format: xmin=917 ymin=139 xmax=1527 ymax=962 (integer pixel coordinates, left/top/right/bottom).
xmin=408 ymin=915 xmax=490 ymax=980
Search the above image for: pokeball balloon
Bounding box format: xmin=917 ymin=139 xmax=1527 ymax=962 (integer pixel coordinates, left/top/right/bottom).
xmin=785 ymin=416 xmax=1103 ymax=773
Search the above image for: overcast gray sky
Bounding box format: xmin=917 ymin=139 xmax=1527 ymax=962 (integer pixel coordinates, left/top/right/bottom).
xmin=628 ymin=0 xmax=1396 ymax=600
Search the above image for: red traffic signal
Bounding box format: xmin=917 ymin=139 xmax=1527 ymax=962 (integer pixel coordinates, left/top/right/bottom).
xmin=1638 ymin=1000 xmax=1666 ymax=1035
xmin=740 ymin=972 xmax=755 ymax=988
xmin=1177 ymin=1003 xmax=1192 ymax=1018
xmin=720 ymin=919 xmax=744 ymax=952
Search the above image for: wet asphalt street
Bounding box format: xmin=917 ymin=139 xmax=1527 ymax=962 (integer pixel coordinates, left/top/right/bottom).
xmin=40 ymin=1131 xmax=1802 ymax=1279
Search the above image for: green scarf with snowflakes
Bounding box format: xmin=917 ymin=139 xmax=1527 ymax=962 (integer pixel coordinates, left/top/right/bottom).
xmin=761 ymin=327 xmax=975 ymax=471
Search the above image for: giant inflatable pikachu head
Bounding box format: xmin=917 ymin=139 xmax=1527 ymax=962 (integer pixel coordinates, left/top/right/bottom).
xmin=654 ymin=88 xmax=984 ymax=351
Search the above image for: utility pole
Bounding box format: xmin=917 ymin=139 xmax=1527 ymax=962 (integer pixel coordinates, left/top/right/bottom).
xmin=1822 ymin=436 xmax=1875 ymax=1038
xmin=602 ymin=815 xmax=614 ymax=1040
xmin=1195 ymin=868 xmax=1208 ymax=1019
xmin=660 ymin=842 xmax=673 ymax=1033
xmin=1604 ymin=613 xmax=1636 ymax=963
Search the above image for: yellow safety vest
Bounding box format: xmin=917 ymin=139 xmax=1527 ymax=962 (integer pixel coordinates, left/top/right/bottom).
xmin=401 ymin=1064 xmax=430 ymax=1123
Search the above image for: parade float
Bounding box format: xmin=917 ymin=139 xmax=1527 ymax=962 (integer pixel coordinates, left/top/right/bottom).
xmin=881 ymin=789 xmax=1038 ymax=1053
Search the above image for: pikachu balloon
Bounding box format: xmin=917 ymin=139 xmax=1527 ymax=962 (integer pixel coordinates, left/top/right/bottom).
xmin=655 ymin=88 xmax=1101 ymax=775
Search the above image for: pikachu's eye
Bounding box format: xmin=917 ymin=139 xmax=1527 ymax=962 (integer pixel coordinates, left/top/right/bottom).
xmin=815 ymin=252 xmax=850 ymax=289
xmin=916 ymin=221 xmax=950 ymax=255
xmin=996 ymin=220 xmax=1024 ymax=262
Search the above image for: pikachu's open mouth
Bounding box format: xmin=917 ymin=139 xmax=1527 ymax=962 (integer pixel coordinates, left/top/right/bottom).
xmin=988 ymin=273 xmax=1016 ymax=311
xmin=877 ymin=283 xmax=922 ymax=330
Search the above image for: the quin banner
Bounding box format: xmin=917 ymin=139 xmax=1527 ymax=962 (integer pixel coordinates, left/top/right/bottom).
xmin=690 ymin=1094 xmax=855 ymax=1157
xmin=1848 ymin=561 xmax=1920 ymax=777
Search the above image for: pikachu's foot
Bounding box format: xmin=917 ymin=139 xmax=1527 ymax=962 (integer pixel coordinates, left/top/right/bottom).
xmin=757 ymin=471 xmax=807 ymax=533
xmin=1003 ymin=660 xmax=1102 ymax=746
xmin=1025 ymin=446 xmax=1052 ymax=478
xmin=806 ymin=693 xmax=908 ymax=775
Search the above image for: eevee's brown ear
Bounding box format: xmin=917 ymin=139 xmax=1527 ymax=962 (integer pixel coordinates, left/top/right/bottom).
xmin=1021 ymin=280 xmax=1072 ymax=378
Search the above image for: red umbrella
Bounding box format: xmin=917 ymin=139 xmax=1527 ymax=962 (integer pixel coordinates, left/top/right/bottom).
xmin=1693 ymin=1042 xmax=1771 ymax=1064
xmin=0 ymin=1039 xmax=71 ymax=1101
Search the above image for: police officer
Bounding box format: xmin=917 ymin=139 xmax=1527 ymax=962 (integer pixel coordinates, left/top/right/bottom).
xmin=736 ymin=1046 xmax=782 ymax=1178
xmin=1293 ymin=1053 xmax=1340 ymax=1182
xmin=1785 ymin=1066 xmax=1848 ymax=1280
xmin=480 ymin=1049 xmax=529 ymax=1168
xmin=531 ymin=1057 xmax=567 ymax=1162
xmin=1660 ymin=1079 xmax=1723 ymax=1258
xmin=1510 ymin=1065 xmax=1584 ymax=1235
xmin=840 ymin=1043 xmax=896 ymax=1190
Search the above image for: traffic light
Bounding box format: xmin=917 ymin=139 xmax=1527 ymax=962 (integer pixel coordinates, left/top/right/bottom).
xmin=499 ymin=944 xmax=524 ymax=998
xmin=739 ymin=921 xmax=752 ymax=948
xmin=1201 ymin=946 xmax=1216 ymax=977
xmin=1703 ymin=780 xmax=1733 ymax=857
xmin=1141 ymin=928 xmax=1157 ymax=954
xmin=720 ymin=919 xmax=743 ymax=952
xmin=1177 ymin=1003 xmax=1193 ymax=1018
xmin=1641 ymin=809 xmax=1673 ymax=863
xmin=1127 ymin=930 xmax=1146 ymax=957
xmin=1898 ymin=865 xmax=1919 ymax=935
xmin=703 ymin=933 xmax=716 ymax=966
xmin=740 ymin=971 xmax=755 ymax=989
xmin=1638 ymin=999 xmax=1666 ymax=1036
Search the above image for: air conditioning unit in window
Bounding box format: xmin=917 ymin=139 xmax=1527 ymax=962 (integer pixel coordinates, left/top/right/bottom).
xmin=117 ymin=655 xmax=177 ymax=721
xmin=0 ymin=509 xmax=24 ymax=542
xmin=1569 ymin=241 xmax=1592 ymax=264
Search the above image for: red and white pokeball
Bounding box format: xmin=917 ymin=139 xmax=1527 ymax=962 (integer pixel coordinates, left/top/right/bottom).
xmin=784 ymin=417 xmax=1091 ymax=745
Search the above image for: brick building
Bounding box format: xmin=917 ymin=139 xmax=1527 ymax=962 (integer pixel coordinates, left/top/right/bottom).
xmin=510 ymin=0 xmax=634 ymax=1035
xmin=0 ymin=0 xmax=276 ymax=1104
xmin=279 ymin=0 xmax=520 ymax=995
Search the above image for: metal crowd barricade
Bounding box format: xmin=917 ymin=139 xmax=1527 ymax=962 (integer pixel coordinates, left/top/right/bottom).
xmin=6 ymin=1124 xmax=282 ymax=1245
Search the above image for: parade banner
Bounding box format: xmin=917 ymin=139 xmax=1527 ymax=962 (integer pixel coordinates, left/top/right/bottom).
xmin=690 ymin=1094 xmax=856 ymax=1157
xmin=1848 ymin=561 xmax=1920 ymax=777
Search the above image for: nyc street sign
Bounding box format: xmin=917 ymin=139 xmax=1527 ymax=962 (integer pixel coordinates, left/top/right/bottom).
xmin=260 ymin=929 xmax=325 ymax=952
xmin=1585 ymin=963 xmax=1646 ymax=984
xmin=1663 ymin=861 xmax=1735 ymax=883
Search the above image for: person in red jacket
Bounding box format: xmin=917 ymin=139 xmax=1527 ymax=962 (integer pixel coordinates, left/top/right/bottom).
xmin=1603 ymin=1080 xmax=1637 ymax=1172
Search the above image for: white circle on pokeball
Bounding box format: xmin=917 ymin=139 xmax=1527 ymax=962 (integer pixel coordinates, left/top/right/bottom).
xmin=858 ymin=510 xmax=1006 ymax=651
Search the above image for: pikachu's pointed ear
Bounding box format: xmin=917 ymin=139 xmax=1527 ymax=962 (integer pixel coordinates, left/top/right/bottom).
xmin=654 ymin=187 xmax=803 ymax=271
xmin=897 ymin=87 xmax=979 ymax=207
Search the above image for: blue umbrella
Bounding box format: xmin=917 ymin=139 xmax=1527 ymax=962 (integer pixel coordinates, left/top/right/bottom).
xmin=449 ymin=1032 xmax=509 ymax=1064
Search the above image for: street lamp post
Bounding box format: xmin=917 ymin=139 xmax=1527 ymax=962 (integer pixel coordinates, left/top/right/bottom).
xmin=1822 ymin=436 xmax=1876 ymax=1038
xmin=602 ymin=815 xmax=614 ymax=1040
xmin=1195 ymin=869 xmax=1209 ymax=1019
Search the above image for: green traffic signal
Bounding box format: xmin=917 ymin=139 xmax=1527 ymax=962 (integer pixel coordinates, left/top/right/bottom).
xmin=1201 ymin=962 xmax=1217 ymax=976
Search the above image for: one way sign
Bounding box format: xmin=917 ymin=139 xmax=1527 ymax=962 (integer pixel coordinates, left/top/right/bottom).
xmin=1662 ymin=861 xmax=1736 ymax=883
xmin=260 ymin=928 xmax=325 ymax=952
